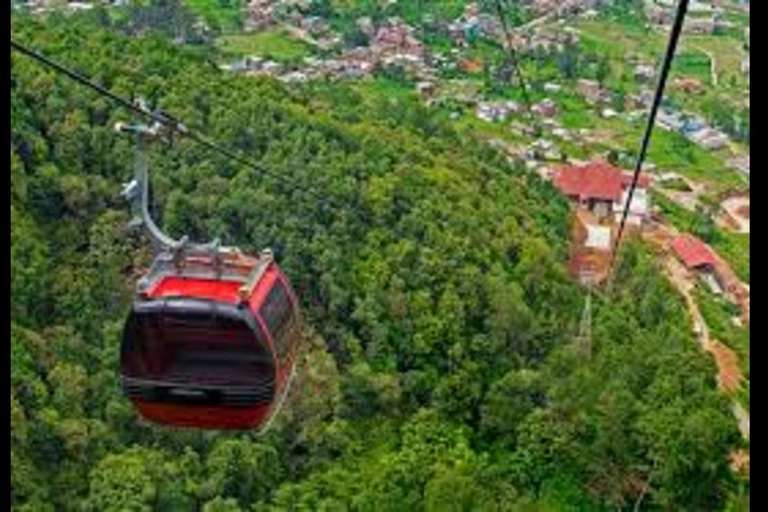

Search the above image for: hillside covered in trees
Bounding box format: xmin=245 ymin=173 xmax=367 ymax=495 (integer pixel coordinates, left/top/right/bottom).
xmin=11 ymin=12 xmax=748 ymax=512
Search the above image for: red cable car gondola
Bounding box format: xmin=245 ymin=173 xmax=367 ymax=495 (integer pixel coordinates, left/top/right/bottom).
xmin=121 ymin=248 xmax=302 ymax=430
xmin=117 ymin=116 xmax=302 ymax=431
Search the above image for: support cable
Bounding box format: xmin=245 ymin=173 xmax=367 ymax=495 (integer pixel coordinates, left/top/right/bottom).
xmin=609 ymin=0 xmax=690 ymax=275
xmin=11 ymin=38 xmax=335 ymax=209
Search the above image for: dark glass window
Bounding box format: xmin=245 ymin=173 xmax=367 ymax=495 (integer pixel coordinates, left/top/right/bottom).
xmin=260 ymin=280 xmax=299 ymax=361
xmin=122 ymin=303 xmax=273 ymax=388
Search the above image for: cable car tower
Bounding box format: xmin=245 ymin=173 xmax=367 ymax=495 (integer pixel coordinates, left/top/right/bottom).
xmin=576 ymin=271 xmax=597 ymax=358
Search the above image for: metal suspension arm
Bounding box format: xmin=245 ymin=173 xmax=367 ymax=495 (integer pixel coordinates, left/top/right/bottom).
xmin=118 ymin=120 xmax=190 ymax=254
xmin=116 ymin=100 xmax=258 ymax=286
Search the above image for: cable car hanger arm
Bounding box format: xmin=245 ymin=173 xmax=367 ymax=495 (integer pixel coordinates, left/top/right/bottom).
xmin=117 ymin=118 xmax=188 ymax=253
xmin=115 ymin=111 xmax=225 ymax=257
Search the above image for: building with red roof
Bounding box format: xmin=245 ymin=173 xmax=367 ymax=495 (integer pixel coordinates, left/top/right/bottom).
xmin=671 ymin=234 xmax=725 ymax=294
xmin=672 ymin=235 xmax=718 ymax=269
xmin=553 ymin=161 xmax=652 ymax=224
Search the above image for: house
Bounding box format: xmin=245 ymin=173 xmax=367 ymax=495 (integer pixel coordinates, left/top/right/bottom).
xmin=681 ymin=116 xmax=707 ymax=135
xmin=459 ymin=59 xmax=484 ymax=74
xmin=645 ymin=3 xmax=672 ymax=25
xmin=577 ymin=79 xmax=613 ymax=106
xmin=477 ymin=102 xmax=519 ymax=123
xmin=672 ymin=235 xmax=724 ymax=294
xmin=687 ymin=128 xmax=729 ymax=150
xmin=627 ymin=90 xmax=653 ymax=110
xmin=281 ymin=71 xmax=309 ymax=84
xmin=357 ymin=17 xmax=376 ymax=38
xmin=553 ymin=161 xmax=652 ymax=224
xmin=617 ymin=185 xmax=652 ymax=226
xmin=672 ymin=235 xmax=718 ymax=269
xmin=634 ymin=64 xmax=657 ymax=83
xmin=532 ymin=99 xmax=560 ymax=118
xmin=526 ymin=139 xmax=562 ymax=161
xmin=374 ymin=17 xmax=424 ymax=58
xmin=690 ymin=1 xmax=721 ymax=14
xmin=245 ymin=0 xmax=278 ymax=32
xmin=261 ymin=60 xmax=282 ymax=75
xmin=510 ymin=121 xmax=539 ymax=138
xmin=219 ymin=60 xmax=249 ymax=73
xmin=742 ymin=55 xmax=750 ymax=76
xmin=552 ymin=128 xmax=573 ymax=141
xmin=674 ymin=78 xmax=704 ymax=94
xmin=417 ymin=81 xmax=437 ymax=100
xmin=66 ymin=2 xmax=94 ymax=11
xmin=477 ymin=104 xmax=501 ymax=122
xmin=577 ymin=79 xmax=601 ymax=99
xmin=657 ymin=110 xmax=686 ymax=132
xmin=684 ymin=16 xmax=717 ymax=35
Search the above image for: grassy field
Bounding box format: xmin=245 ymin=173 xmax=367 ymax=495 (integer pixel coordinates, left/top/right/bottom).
xmin=187 ymin=0 xmax=244 ymax=33
xmin=686 ymin=36 xmax=746 ymax=79
xmin=617 ymin=126 xmax=744 ymax=191
xmin=218 ymin=30 xmax=313 ymax=62
xmin=353 ymin=78 xmax=418 ymax=105
xmin=577 ymin=18 xmax=666 ymax=62
xmin=672 ymin=51 xmax=714 ymax=85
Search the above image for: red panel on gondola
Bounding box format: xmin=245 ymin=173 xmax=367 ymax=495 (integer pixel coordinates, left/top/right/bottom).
xmin=120 ymin=251 xmax=302 ymax=431
xmin=133 ymin=401 xmax=273 ymax=430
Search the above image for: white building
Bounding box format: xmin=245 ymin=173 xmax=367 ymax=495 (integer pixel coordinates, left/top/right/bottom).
xmin=615 ymin=187 xmax=651 ymax=227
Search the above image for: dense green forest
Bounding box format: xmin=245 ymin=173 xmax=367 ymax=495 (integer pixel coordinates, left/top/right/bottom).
xmin=11 ymin=13 xmax=748 ymax=512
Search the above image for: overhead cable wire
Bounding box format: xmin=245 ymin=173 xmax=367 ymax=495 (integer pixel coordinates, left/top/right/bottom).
xmin=10 ymin=38 xmax=336 ymax=209
xmin=609 ymin=0 xmax=690 ymax=275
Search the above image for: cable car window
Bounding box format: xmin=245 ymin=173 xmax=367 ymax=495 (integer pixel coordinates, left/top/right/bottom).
xmin=123 ymin=305 xmax=273 ymax=388
xmin=260 ymin=281 xmax=299 ymax=361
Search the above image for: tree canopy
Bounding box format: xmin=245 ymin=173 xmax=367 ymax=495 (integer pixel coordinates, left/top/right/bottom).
xmin=10 ymin=13 xmax=745 ymax=511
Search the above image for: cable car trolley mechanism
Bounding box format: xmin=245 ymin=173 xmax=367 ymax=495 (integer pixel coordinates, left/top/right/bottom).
xmin=117 ymin=107 xmax=302 ymax=432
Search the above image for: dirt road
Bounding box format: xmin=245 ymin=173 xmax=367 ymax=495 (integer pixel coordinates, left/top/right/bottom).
xmin=646 ymin=228 xmax=749 ymax=442
xmin=721 ymin=195 xmax=750 ymax=234
xmin=733 ymin=402 xmax=750 ymax=440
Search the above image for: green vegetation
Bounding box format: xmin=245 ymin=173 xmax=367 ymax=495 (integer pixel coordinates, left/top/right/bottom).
xmin=712 ymin=230 xmax=750 ymax=285
xmin=672 ymin=51 xmax=714 ymax=85
xmin=660 ymin=177 xmax=693 ymax=193
xmin=577 ymin=18 xmax=665 ymax=63
xmin=10 ymin=10 xmax=748 ymax=512
xmin=218 ymin=30 xmax=313 ymax=62
xmin=694 ymin=286 xmax=749 ymax=408
xmin=621 ymin=128 xmax=743 ymax=191
xmin=187 ymin=0 xmax=244 ymax=33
